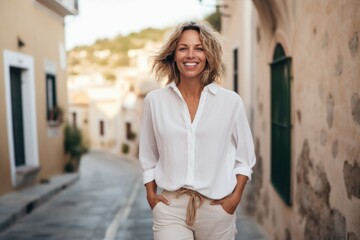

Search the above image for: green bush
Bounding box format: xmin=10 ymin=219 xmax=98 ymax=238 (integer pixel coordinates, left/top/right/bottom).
xmin=127 ymin=131 xmax=136 ymax=141
xmin=205 ymin=9 xmax=221 ymax=32
xmin=64 ymin=124 xmax=88 ymax=172
xmin=122 ymin=143 xmax=130 ymax=154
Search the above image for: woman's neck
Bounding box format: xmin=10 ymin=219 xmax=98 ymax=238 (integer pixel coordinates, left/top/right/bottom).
xmin=177 ymin=79 xmax=203 ymax=99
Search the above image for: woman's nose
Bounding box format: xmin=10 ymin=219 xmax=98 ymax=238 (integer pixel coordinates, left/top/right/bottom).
xmin=186 ymin=49 xmax=195 ymax=58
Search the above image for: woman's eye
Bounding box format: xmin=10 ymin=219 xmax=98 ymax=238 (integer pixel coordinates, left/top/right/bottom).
xmin=179 ymin=48 xmax=187 ymax=51
xmin=195 ymin=47 xmax=204 ymax=51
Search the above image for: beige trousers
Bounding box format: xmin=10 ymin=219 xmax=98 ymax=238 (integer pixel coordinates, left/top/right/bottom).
xmin=151 ymin=189 xmax=237 ymax=240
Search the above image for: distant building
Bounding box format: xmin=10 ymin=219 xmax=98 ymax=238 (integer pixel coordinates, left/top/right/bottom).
xmin=68 ymin=90 xmax=90 ymax=146
xmin=0 ymin=0 xmax=78 ymax=195
xmin=220 ymin=0 xmax=360 ymax=239
xmin=67 ymin=43 xmax=161 ymax=159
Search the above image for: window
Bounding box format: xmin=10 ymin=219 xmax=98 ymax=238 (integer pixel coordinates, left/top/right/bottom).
xmin=46 ymin=73 xmax=57 ymax=121
xmin=233 ymin=48 xmax=239 ymax=93
xmin=126 ymin=122 xmax=131 ymax=140
xmin=72 ymin=112 xmax=77 ymax=128
xmin=99 ymin=120 xmax=105 ymax=136
xmin=125 ymin=122 xmax=136 ymax=140
xmin=270 ymin=43 xmax=292 ymax=206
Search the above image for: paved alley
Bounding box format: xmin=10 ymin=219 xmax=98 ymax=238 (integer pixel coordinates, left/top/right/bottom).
xmin=0 ymin=151 xmax=267 ymax=240
xmin=0 ymin=152 xmax=142 ymax=240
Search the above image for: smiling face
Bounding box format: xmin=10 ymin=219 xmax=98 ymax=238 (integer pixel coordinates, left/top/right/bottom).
xmin=174 ymin=29 xmax=207 ymax=82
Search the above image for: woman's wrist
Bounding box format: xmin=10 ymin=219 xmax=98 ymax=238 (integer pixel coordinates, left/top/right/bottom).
xmin=145 ymin=180 xmax=158 ymax=198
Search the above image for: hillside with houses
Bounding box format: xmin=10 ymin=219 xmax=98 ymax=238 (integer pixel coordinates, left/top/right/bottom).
xmin=66 ymin=27 xmax=169 ymax=159
xmin=67 ymin=27 xmax=169 ymax=79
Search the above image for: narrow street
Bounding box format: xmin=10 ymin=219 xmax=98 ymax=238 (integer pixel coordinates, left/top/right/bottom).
xmin=0 ymin=152 xmax=266 ymax=240
xmin=0 ymin=152 xmax=143 ymax=240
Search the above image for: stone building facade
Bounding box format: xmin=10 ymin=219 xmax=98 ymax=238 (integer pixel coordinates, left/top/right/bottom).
xmin=220 ymin=0 xmax=360 ymax=239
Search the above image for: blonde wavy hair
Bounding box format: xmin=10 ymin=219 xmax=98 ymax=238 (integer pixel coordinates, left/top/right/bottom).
xmin=151 ymin=21 xmax=224 ymax=86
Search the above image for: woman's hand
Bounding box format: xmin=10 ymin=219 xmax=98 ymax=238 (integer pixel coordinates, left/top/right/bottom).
xmin=145 ymin=180 xmax=170 ymax=210
xmin=210 ymin=193 xmax=241 ymax=215
xmin=210 ymin=174 xmax=247 ymax=214
xmin=147 ymin=192 xmax=170 ymax=209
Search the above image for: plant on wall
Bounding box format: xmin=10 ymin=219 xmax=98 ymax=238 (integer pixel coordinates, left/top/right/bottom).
xmin=122 ymin=143 xmax=130 ymax=154
xmin=64 ymin=124 xmax=88 ymax=172
xmin=48 ymin=105 xmax=64 ymax=127
xmin=127 ymin=131 xmax=137 ymax=141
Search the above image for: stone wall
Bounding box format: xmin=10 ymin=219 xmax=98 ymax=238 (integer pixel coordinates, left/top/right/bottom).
xmin=221 ymin=0 xmax=360 ymax=239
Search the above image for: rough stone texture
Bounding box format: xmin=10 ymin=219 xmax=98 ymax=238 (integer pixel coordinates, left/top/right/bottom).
xmin=332 ymin=140 xmax=338 ymax=159
xmin=349 ymin=32 xmax=359 ymax=57
xmin=256 ymin=26 xmax=261 ymax=43
xmin=319 ymin=83 xmax=324 ymax=100
xmin=285 ymin=228 xmax=291 ymax=240
xmin=262 ymin=120 xmax=266 ymax=131
xmin=243 ymin=137 xmax=264 ymax=224
xmin=253 ymin=138 xmax=264 ymax=195
xmin=258 ymin=102 xmax=264 ymax=115
xmin=297 ymin=140 xmax=347 ymax=240
xmin=256 ymin=190 xmax=269 ymax=225
xmin=263 ymin=190 xmax=269 ymax=218
xmin=322 ymin=32 xmax=329 ymax=48
xmin=304 ymin=208 xmax=346 ymax=240
xmin=297 ymin=110 xmax=301 ymax=124
xmin=257 ymin=207 xmax=264 ymax=224
xmin=343 ymin=160 xmax=360 ymax=199
xmin=320 ymin=130 xmax=327 ymax=146
xmin=327 ymin=94 xmax=334 ymax=128
xmin=271 ymin=208 xmax=276 ymax=227
xmin=351 ymin=93 xmax=360 ymax=126
xmin=335 ymin=52 xmax=343 ymax=76
xmin=348 ymin=232 xmax=360 ymax=240
xmin=244 ymin=186 xmax=256 ymax=216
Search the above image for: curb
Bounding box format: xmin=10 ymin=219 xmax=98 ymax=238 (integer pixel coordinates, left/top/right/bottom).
xmin=0 ymin=173 xmax=79 ymax=233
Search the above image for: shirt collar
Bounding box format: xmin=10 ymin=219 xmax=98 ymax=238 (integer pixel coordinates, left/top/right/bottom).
xmin=167 ymin=81 xmax=177 ymax=90
xmin=167 ymin=81 xmax=219 ymax=95
xmin=206 ymin=82 xmax=219 ymax=95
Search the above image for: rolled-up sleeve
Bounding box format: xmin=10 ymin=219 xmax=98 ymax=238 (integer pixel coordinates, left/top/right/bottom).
xmin=139 ymin=96 xmax=159 ymax=184
xmin=232 ymin=99 xmax=256 ymax=182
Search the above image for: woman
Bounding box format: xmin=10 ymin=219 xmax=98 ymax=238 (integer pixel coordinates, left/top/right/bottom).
xmin=139 ymin=21 xmax=256 ymax=240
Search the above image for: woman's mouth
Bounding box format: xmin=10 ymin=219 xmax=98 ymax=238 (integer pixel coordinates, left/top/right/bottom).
xmin=184 ymin=62 xmax=198 ymax=68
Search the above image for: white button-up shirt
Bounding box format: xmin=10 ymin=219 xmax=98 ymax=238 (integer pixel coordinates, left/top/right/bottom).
xmin=139 ymin=82 xmax=256 ymax=200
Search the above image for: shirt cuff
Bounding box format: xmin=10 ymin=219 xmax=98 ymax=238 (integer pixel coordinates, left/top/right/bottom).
xmin=143 ymin=168 xmax=155 ymax=184
xmin=234 ymin=166 xmax=253 ymax=182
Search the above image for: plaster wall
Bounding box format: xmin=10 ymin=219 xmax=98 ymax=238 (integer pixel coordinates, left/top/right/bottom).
xmin=0 ymin=0 xmax=68 ymax=195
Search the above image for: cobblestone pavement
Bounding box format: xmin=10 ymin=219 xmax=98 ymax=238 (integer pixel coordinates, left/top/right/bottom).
xmin=0 ymin=151 xmax=142 ymax=240
xmin=115 ymin=183 xmax=153 ymax=240
xmin=0 ymin=151 xmax=267 ymax=240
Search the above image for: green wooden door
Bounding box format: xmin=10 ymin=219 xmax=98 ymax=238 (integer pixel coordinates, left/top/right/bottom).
xmin=270 ymin=44 xmax=292 ymax=206
xmin=10 ymin=66 xmax=26 ymax=167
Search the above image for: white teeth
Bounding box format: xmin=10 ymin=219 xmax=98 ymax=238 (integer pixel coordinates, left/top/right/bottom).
xmin=184 ymin=63 xmax=197 ymax=66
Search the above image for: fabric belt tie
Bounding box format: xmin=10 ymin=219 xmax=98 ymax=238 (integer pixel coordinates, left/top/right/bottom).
xmin=176 ymin=188 xmax=205 ymax=226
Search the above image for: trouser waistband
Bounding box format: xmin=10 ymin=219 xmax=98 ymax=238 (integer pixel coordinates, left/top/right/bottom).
xmin=164 ymin=188 xmax=211 ymax=226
